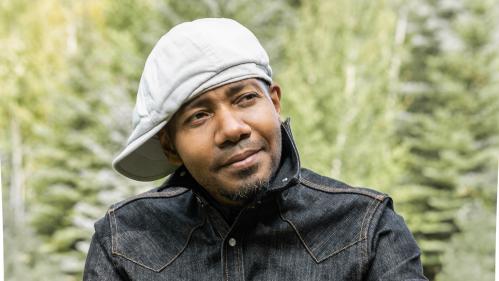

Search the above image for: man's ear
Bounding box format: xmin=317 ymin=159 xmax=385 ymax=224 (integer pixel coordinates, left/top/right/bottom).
xmin=269 ymin=83 xmax=281 ymax=114
xmin=157 ymin=127 xmax=183 ymax=166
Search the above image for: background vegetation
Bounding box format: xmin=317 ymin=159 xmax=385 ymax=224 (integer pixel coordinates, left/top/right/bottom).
xmin=1 ymin=0 xmax=498 ymax=280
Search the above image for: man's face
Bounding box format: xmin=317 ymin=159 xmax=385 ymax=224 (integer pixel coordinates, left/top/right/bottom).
xmin=161 ymin=79 xmax=282 ymax=205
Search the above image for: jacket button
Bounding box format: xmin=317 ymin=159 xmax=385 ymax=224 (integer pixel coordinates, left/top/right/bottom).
xmin=228 ymin=238 xmax=237 ymax=247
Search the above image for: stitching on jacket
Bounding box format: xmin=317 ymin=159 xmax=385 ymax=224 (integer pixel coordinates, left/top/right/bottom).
xmin=360 ymin=199 xmax=379 ymax=240
xmin=110 ymin=214 xmax=206 ymax=272
xmin=310 ymin=216 xmax=363 ymax=256
xmin=110 ymin=187 xmax=190 ymax=212
xmin=360 ymin=234 xmax=367 ymax=279
xmin=109 ymin=209 xmax=117 ymax=254
xmin=300 ymin=178 xmax=386 ymax=201
xmin=209 ymin=216 xmax=224 ymax=239
xmin=279 ymin=197 xmax=365 ymax=264
xmin=361 ymin=198 xmax=386 ymax=278
xmin=276 ymin=197 xmax=319 ymax=263
xmin=365 ymin=198 xmax=387 ymax=267
xmin=277 ymin=198 xmax=319 ymax=263
xmin=360 ymin=199 xmax=382 ymax=278
xmin=317 ymin=238 xmax=366 ymax=263
xmin=224 ymin=244 xmax=229 ymax=281
xmin=104 ymin=210 xmax=120 ymax=270
xmin=235 ymin=242 xmax=243 ymax=281
xmin=205 ymin=205 xmax=227 ymax=239
xmin=359 ymin=236 xmax=369 ymax=276
xmin=240 ymin=238 xmax=246 ymax=281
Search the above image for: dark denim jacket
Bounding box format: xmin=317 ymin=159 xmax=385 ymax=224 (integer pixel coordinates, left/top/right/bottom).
xmin=84 ymin=123 xmax=428 ymax=281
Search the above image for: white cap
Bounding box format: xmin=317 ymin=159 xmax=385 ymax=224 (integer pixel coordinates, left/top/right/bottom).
xmin=112 ymin=18 xmax=272 ymax=181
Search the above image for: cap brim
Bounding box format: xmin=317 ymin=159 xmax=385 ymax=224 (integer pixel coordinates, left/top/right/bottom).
xmin=112 ymin=120 xmax=178 ymax=181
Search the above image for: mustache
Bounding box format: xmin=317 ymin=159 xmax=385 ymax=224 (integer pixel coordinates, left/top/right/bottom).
xmin=211 ymin=138 xmax=265 ymax=171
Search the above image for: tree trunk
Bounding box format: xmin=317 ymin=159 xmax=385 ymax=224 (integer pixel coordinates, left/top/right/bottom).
xmin=9 ymin=116 xmax=24 ymax=224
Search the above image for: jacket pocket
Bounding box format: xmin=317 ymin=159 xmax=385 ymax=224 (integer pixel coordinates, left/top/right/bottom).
xmin=109 ymin=192 xmax=205 ymax=272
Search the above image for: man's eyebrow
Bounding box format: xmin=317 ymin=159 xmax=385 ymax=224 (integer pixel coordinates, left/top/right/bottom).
xmin=225 ymin=82 xmax=247 ymax=97
xmin=174 ymin=91 xmax=214 ymax=119
xmin=224 ymin=80 xmax=262 ymax=96
xmin=180 ymin=80 xmax=262 ymax=113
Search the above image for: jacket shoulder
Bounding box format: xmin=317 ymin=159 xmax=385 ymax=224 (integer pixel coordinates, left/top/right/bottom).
xmin=93 ymin=185 xmax=191 ymax=233
xmin=299 ymin=168 xmax=388 ymax=201
xmin=110 ymin=186 xmax=190 ymax=211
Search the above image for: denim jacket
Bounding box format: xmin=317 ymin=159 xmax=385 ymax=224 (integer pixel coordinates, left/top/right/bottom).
xmin=84 ymin=122 xmax=428 ymax=281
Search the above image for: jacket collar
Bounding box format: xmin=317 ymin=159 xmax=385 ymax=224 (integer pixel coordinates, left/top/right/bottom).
xmin=160 ymin=119 xmax=301 ymax=197
xmin=266 ymin=118 xmax=301 ymax=192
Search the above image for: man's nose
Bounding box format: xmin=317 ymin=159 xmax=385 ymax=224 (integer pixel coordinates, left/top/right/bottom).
xmin=214 ymin=108 xmax=251 ymax=147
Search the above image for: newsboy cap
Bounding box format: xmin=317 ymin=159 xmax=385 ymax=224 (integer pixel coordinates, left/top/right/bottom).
xmin=112 ymin=18 xmax=273 ymax=181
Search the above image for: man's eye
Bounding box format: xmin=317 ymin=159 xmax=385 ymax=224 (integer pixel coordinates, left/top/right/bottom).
xmin=188 ymin=111 xmax=211 ymax=125
xmin=237 ymin=92 xmax=259 ymax=106
xmin=193 ymin=112 xmax=208 ymax=119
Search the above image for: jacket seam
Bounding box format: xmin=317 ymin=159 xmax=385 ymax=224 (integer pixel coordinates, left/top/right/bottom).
xmin=300 ymin=178 xmax=386 ymax=201
xmin=361 ymin=199 xmax=385 ymax=277
xmin=224 ymin=243 xmax=229 ymax=281
xmin=97 ymin=214 xmax=121 ymax=271
xmin=278 ymin=196 xmax=368 ymax=264
xmin=320 ymin=238 xmax=367 ymax=263
xmin=240 ymin=240 xmax=246 ymax=281
xmin=109 ymin=209 xmax=117 ymax=256
xmin=310 ymin=224 xmax=362 ymax=256
xmin=110 ymin=188 xmax=190 ymax=212
xmin=236 ymin=243 xmax=244 ymax=281
xmin=205 ymin=206 xmax=228 ymax=239
xmin=110 ymin=210 xmax=206 ymax=272
xmin=277 ymin=196 xmax=320 ymax=263
xmin=359 ymin=200 xmax=373 ymax=278
xmin=361 ymin=199 xmax=379 ymax=240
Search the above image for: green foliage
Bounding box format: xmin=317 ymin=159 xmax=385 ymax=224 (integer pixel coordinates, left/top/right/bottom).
xmin=396 ymin=0 xmax=499 ymax=277
xmin=278 ymin=0 xmax=404 ymax=190
xmin=435 ymin=201 xmax=495 ymax=281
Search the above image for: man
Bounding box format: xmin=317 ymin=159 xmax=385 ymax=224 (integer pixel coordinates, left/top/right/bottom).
xmin=84 ymin=18 xmax=428 ymax=280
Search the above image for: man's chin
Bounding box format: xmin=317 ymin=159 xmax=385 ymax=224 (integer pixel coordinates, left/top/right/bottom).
xmin=218 ymin=177 xmax=269 ymax=204
xmin=217 ymin=165 xmax=272 ymax=202
xmin=213 ymin=160 xmax=277 ymax=205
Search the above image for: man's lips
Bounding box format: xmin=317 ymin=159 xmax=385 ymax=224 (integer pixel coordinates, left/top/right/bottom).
xmin=221 ymin=149 xmax=262 ymax=169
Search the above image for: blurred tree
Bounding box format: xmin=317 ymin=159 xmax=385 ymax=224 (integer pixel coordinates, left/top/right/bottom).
xmin=0 ymin=0 xmax=73 ymax=279
xmin=435 ymin=201 xmax=495 ymax=281
xmin=26 ymin=2 xmax=150 ymax=279
xmin=0 ymin=0 xmax=68 ymax=218
xmin=160 ymin=0 xmax=295 ymax=70
xmin=278 ymin=0 xmax=404 ymax=190
xmin=396 ymin=0 xmax=499 ymax=278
